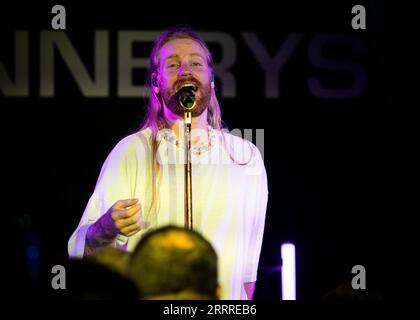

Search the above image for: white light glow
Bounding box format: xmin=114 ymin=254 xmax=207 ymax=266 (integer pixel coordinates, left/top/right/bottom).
xmin=281 ymin=243 xmax=296 ymax=300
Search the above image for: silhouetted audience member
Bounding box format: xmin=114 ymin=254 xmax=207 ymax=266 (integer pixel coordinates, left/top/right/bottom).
xmin=128 ymin=225 xmax=220 ymax=299
xmin=62 ymin=258 xmax=138 ymax=299
xmin=85 ymin=247 xmax=129 ymax=277
xmin=321 ymin=282 xmax=383 ymax=301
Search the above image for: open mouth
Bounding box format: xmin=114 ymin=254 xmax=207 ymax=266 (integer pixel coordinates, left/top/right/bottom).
xmin=176 ymin=83 xmax=198 ymax=93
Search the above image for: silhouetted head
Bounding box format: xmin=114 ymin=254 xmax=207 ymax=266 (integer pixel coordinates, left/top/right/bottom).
xmin=128 ymin=225 xmax=220 ymax=299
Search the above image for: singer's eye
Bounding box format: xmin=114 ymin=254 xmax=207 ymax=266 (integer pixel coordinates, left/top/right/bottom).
xmin=191 ymin=62 xmax=203 ymax=67
xmin=166 ymin=63 xmax=179 ymax=70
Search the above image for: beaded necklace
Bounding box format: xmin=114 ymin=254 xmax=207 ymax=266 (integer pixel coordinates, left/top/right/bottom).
xmin=161 ymin=125 xmax=216 ymax=156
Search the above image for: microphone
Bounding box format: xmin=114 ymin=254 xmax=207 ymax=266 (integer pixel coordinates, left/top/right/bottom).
xmin=176 ymin=84 xmax=197 ymax=110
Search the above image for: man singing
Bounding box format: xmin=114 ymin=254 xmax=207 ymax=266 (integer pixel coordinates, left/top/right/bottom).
xmin=68 ymin=26 xmax=268 ymax=299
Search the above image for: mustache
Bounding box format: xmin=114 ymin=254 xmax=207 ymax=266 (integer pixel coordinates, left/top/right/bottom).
xmin=173 ymin=77 xmax=201 ymax=93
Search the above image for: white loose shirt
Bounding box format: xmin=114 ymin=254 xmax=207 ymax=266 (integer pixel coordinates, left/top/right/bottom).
xmin=68 ymin=128 xmax=268 ymax=300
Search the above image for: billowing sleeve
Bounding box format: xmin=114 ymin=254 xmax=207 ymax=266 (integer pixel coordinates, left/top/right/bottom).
xmin=68 ymin=135 xmax=143 ymax=258
xmin=243 ymin=144 xmax=269 ymax=283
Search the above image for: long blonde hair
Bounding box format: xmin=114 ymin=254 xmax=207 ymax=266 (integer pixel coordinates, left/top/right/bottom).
xmin=140 ymin=26 xmax=223 ymax=131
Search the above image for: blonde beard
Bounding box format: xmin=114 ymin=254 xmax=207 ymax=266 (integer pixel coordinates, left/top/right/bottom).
xmin=162 ymin=84 xmax=211 ymax=118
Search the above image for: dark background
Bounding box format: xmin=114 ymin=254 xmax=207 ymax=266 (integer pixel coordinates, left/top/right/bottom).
xmin=2 ymin=0 xmax=412 ymax=300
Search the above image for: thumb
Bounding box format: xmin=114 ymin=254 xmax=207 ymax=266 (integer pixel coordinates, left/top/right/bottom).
xmin=117 ymin=198 xmax=139 ymax=208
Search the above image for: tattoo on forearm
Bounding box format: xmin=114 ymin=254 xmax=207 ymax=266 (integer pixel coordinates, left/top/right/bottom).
xmin=86 ymin=220 xmax=116 ymax=248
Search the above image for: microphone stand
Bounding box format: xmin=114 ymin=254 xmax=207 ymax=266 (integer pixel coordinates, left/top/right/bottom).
xmin=178 ymin=86 xmax=196 ymax=230
xmin=184 ymin=109 xmax=193 ymax=230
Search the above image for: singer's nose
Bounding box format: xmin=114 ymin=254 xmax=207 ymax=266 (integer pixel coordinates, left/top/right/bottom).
xmin=178 ymin=62 xmax=193 ymax=77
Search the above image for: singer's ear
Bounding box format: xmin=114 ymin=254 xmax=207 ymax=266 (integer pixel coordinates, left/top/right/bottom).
xmin=211 ymin=72 xmax=215 ymax=89
xmin=151 ymin=73 xmax=159 ymax=94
